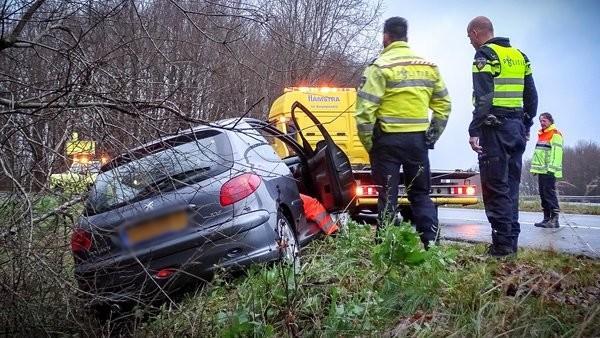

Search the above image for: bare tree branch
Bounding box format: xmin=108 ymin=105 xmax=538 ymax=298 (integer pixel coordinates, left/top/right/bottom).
xmin=0 ymin=0 xmax=47 ymax=51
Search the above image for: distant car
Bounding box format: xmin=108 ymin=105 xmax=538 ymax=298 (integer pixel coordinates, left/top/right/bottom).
xmin=72 ymin=103 xmax=355 ymax=308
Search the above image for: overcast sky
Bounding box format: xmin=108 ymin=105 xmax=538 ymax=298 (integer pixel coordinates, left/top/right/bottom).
xmin=378 ymin=0 xmax=600 ymax=170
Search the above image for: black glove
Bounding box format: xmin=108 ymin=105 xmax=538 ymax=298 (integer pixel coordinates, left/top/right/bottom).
xmin=425 ymin=128 xmax=438 ymax=149
xmin=425 ymin=117 xmax=447 ymax=149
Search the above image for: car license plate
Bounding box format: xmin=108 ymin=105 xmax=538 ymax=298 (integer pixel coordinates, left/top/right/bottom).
xmin=125 ymin=211 xmax=188 ymax=245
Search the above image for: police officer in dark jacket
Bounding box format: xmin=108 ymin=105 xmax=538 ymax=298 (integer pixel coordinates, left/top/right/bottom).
xmin=466 ymin=16 xmax=538 ymax=257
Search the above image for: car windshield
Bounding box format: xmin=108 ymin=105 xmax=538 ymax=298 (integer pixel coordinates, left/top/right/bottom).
xmin=86 ymin=130 xmax=232 ymax=214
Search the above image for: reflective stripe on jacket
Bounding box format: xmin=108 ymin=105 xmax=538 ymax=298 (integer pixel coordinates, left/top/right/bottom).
xmin=355 ymin=41 xmax=451 ymax=150
xmin=530 ymin=124 xmax=563 ymax=178
xmin=300 ymin=194 xmax=338 ymax=235
xmin=469 ymin=37 xmax=538 ymax=138
xmin=484 ymin=43 xmax=527 ymax=108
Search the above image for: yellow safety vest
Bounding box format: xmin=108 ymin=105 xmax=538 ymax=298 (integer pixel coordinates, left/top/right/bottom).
xmin=530 ymin=124 xmax=563 ymax=178
xmin=355 ymin=41 xmax=451 ymax=150
xmin=484 ymin=43 xmax=528 ymax=108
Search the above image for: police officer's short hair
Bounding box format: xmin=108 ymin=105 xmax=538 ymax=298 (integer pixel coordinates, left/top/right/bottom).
xmin=468 ymin=16 xmax=494 ymax=34
xmin=540 ymin=112 xmax=554 ymax=124
xmin=384 ymin=17 xmax=408 ymax=41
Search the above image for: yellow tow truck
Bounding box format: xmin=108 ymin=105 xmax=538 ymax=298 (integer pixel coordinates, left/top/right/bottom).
xmin=268 ymin=86 xmax=479 ymax=216
xmin=49 ymin=133 xmax=105 ymax=194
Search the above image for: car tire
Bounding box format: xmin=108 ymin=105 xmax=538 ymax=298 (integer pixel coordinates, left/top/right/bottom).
xmin=90 ymin=303 xmax=123 ymax=322
xmin=275 ymin=210 xmax=300 ymax=268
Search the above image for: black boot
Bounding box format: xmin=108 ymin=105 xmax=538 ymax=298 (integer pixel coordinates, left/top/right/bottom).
xmin=487 ymin=244 xmax=514 ymax=258
xmin=544 ymin=211 xmax=560 ymax=228
xmin=534 ymin=210 xmax=550 ymax=227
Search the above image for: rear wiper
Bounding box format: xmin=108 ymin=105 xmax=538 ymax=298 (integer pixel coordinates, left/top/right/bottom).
xmin=138 ymin=166 xmax=211 ymax=195
xmin=168 ymin=166 xmax=212 ymax=186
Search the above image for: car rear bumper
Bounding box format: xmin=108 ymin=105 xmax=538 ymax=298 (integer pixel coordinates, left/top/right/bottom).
xmin=75 ymin=210 xmax=282 ymax=306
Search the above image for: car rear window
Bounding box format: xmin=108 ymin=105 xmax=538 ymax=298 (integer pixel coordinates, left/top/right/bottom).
xmin=86 ymin=130 xmax=232 ymax=214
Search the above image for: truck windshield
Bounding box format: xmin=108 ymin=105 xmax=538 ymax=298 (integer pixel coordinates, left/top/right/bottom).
xmin=86 ymin=130 xmax=232 ymax=214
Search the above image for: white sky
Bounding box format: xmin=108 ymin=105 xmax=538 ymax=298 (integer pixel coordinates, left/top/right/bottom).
xmin=380 ymin=0 xmax=600 ymax=170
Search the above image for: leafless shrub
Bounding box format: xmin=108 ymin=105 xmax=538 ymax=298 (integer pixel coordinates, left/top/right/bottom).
xmin=0 ymin=0 xmax=381 ymax=334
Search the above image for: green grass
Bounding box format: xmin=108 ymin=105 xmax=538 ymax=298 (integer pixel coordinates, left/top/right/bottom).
xmin=2 ymin=196 xmax=598 ymax=336
xmin=141 ymin=221 xmax=600 ymax=337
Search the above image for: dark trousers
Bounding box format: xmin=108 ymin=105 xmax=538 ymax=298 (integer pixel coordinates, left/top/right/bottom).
xmin=370 ymin=130 xmax=438 ymax=244
xmin=538 ymin=173 xmax=560 ymax=212
xmin=478 ymin=118 xmax=526 ymax=250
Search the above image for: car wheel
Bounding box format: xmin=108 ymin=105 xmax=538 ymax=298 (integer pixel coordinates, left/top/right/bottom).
xmin=275 ymin=211 xmax=300 ymax=267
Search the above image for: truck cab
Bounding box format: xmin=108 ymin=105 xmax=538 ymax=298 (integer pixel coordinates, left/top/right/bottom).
xmin=269 ymin=87 xmax=369 ymax=167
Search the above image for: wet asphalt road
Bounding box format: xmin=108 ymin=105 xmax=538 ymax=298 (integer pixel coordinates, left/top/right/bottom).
xmin=439 ymin=208 xmax=600 ymax=258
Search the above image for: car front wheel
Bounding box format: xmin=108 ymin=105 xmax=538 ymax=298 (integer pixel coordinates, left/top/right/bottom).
xmin=275 ymin=211 xmax=300 ymax=267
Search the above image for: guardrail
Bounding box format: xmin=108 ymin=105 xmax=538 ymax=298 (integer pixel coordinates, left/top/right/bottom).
xmin=521 ymin=195 xmax=600 ymax=204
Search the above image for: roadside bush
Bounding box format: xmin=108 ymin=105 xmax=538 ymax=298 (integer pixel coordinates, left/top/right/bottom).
xmin=142 ymin=221 xmax=456 ymax=336
xmin=0 ymin=194 xmax=94 ymax=335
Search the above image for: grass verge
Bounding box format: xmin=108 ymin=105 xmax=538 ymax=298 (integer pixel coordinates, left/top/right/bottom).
xmin=141 ymin=221 xmax=600 ymax=337
xmin=448 ymin=199 xmax=600 ymax=215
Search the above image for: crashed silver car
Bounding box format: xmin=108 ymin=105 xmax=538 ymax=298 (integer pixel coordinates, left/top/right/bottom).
xmin=72 ymin=103 xmax=355 ymax=308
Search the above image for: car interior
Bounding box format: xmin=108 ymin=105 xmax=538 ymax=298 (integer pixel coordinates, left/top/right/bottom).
xmin=248 ymin=121 xmax=315 ymax=198
xmin=249 ymin=102 xmax=355 ymax=213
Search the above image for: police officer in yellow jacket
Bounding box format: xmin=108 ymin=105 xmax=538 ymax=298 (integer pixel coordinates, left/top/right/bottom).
xmin=467 ymin=16 xmax=538 ymax=256
xmin=356 ymin=17 xmax=451 ymax=248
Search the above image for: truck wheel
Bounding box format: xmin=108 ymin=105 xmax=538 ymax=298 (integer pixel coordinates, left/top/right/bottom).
xmin=349 ymin=209 xmax=361 ymax=221
xmin=399 ymin=206 xmax=414 ymax=225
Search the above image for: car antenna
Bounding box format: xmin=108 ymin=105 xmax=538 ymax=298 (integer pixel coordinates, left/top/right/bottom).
xmin=231 ymin=97 xmax=264 ymax=129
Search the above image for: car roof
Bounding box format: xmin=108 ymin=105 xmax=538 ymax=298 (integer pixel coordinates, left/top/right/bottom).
xmin=101 ymin=118 xmax=268 ymax=172
xmin=134 ymin=118 xmax=265 ymax=149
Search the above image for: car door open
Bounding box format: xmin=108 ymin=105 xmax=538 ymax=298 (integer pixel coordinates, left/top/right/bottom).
xmin=289 ymin=102 xmax=355 ymax=212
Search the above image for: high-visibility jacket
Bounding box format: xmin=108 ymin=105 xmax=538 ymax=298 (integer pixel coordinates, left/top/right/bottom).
xmin=530 ymin=124 xmax=563 ymax=178
xmin=300 ymin=194 xmax=338 ymax=235
xmin=355 ymin=41 xmax=451 ymax=151
xmin=483 ymin=43 xmax=528 ymax=108
xmin=469 ymin=37 xmax=538 ymax=138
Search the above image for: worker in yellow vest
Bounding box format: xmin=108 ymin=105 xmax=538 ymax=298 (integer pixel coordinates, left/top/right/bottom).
xmin=467 ymin=16 xmax=538 ymax=257
xmin=530 ymin=112 xmax=563 ymax=228
xmin=355 ymin=17 xmax=451 ymax=248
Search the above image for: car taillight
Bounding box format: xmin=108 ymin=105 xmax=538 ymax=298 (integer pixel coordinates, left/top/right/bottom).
xmin=154 ymin=268 xmax=177 ymax=279
xmin=71 ymin=229 xmax=92 ymax=253
xmin=220 ymin=173 xmax=262 ymax=206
